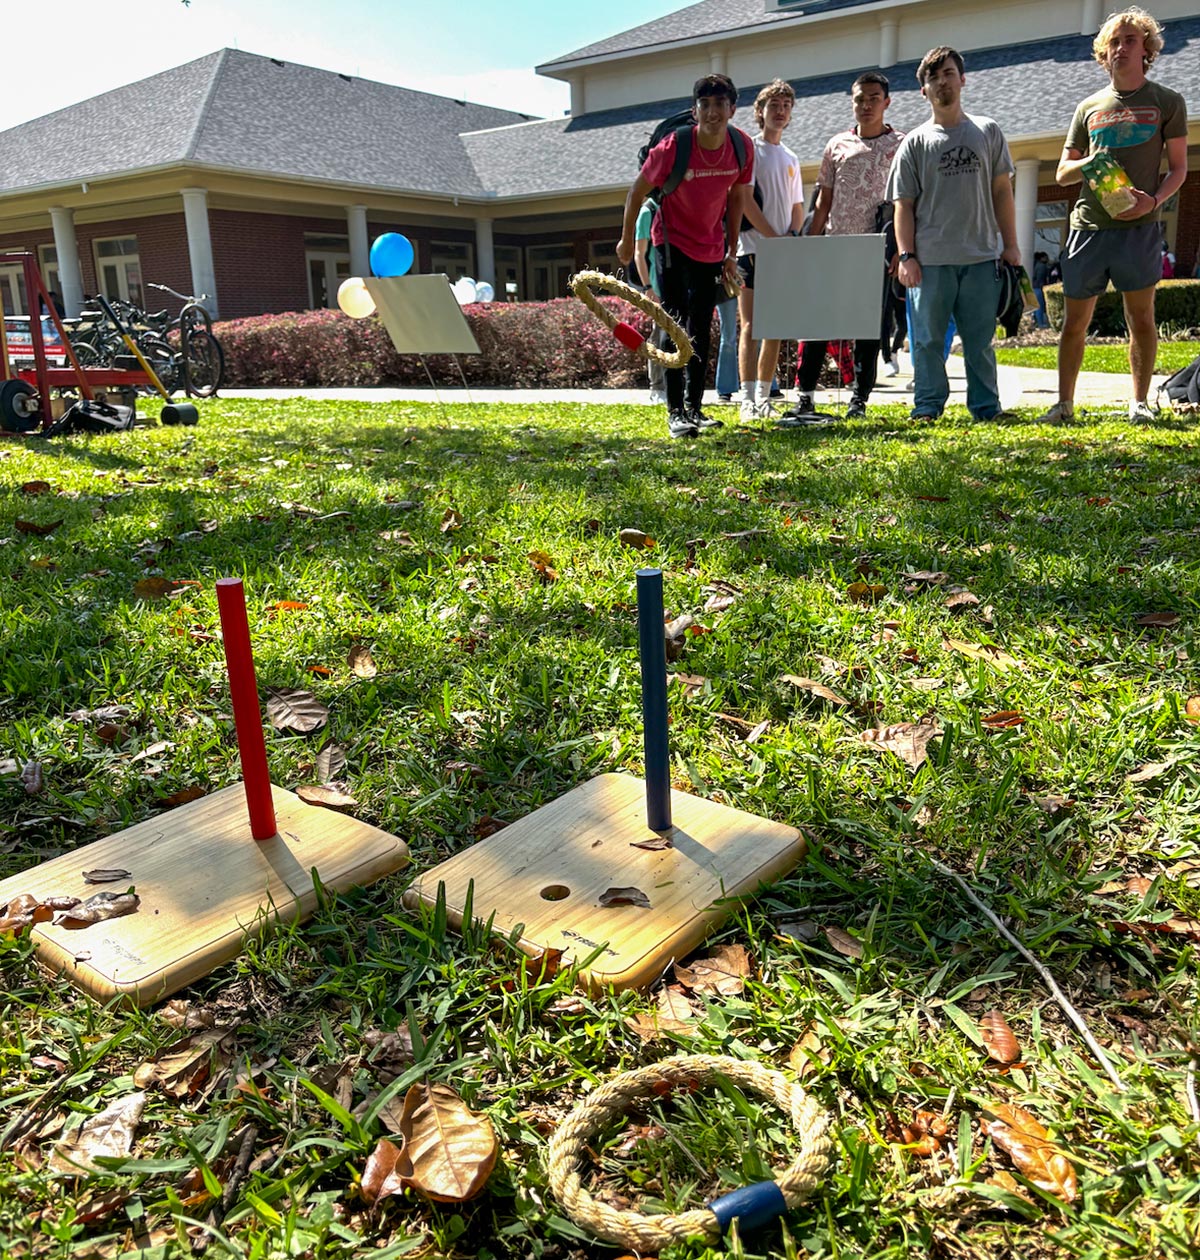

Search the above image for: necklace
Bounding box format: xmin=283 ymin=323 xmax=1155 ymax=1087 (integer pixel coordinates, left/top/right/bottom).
xmin=696 ymin=133 xmax=728 ymax=167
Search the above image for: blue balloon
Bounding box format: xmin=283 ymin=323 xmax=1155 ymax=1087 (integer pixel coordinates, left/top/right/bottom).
xmin=370 ymin=233 xmax=414 ymax=278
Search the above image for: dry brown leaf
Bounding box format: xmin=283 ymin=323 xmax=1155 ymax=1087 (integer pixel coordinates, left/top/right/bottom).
xmin=629 ymin=834 xmax=673 ymax=851
xmin=1125 ymin=760 xmax=1172 ymax=783
xmin=162 ymin=785 xmax=205 ymax=808
xmin=395 ymin=1081 xmax=498 ymax=1203
xmin=20 ymin=760 xmax=44 ymax=795
xmin=133 ymin=1029 xmax=234 ymax=1098
xmin=270 ymin=600 xmax=309 ymax=614
xmin=16 ymin=517 xmax=63 ymax=536
xmin=81 ymin=868 xmax=132 ymax=884
xmin=846 ymin=581 xmax=886 ymax=604
xmin=1136 ymin=612 xmax=1180 ymax=628
xmin=904 ymin=570 xmax=948 ymax=586
xmin=347 ymin=645 xmax=377 ymax=678
xmin=860 ymin=720 xmax=941 ymax=770
xmin=133 ymin=577 xmax=174 ymax=600
xmin=315 ymin=743 xmax=347 ymax=782
xmin=944 ymin=638 xmax=1020 ymax=670
xmin=361 ymin=1137 xmax=408 ymax=1205
xmin=823 ymin=925 xmax=864 ymax=959
xmin=0 ymin=893 xmax=58 ymax=937
xmin=49 ymin=1092 xmax=145 ymax=1174
xmin=266 ymin=688 xmax=329 ymax=734
xmin=1184 ymin=695 xmax=1200 ymax=722
xmin=981 ymin=710 xmax=1025 ymax=729
xmin=58 ymin=891 xmax=139 ymax=928
xmin=673 ymin=943 xmax=751 ymax=997
xmin=979 ymin=1010 xmax=1021 ymax=1065
xmin=981 ymin=1103 xmax=1077 ymax=1202
xmin=787 ymin=1024 xmax=829 ymax=1078
xmin=945 ymin=591 xmax=981 ymax=613
xmin=1033 ymin=794 xmax=1073 ymax=814
xmin=21 ymin=480 xmax=53 ymax=495
xmin=440 ymin=508 xmax=464 ymax=532
xmin=986 ymin=1169 xmax=1036 ymax=1205
xmin=296 ymin=782 xmax=359 ymax=811
xmin=779 ymin=674 xmax=850 ymax=706
xmin=598 ymin=886 xmax=651 ymax=908
xmin=671 ymin=672 xmax=708 ymax=697
xmin=618 ymin=527 xmax=655 ymax=549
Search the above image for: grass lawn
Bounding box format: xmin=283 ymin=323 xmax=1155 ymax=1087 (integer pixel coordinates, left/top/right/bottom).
xmin=1 ymin=398 xmax=1198 ymax=1260
xmin=994 ymin=341 xmax=1198 ymax=375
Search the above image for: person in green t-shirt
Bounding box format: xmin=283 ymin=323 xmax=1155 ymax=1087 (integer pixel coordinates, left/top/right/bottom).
xmin=1039 ymin=7 xmax=1187 ymax=425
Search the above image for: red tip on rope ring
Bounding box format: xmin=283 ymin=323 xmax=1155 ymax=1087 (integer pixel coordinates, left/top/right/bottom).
xmin=613 ymin=321 xmax=645 ymax=352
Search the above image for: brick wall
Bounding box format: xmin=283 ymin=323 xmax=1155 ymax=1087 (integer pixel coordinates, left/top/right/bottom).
xmin=1171 ymin=170 xmax=1200 ymax=277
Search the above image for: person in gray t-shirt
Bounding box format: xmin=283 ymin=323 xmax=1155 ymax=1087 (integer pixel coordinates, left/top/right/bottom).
xmin=886 ymin=46 xmax=1019 ymax=420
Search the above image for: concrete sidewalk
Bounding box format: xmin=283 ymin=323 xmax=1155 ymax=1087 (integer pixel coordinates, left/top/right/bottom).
xmin=219 ymin=355 xmax=1159 ymax=411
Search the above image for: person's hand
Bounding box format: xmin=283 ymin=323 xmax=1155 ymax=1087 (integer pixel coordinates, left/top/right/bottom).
xmin=1001 ymin=244 xmax=1021 ymax=267
xmin=886 ymin=254 xmax=900 ymax=277
xmin=1114 ymin=188 xmax=1156 ymax=221
xmin=722 ymin=253 xmax=740 ymax=285
xmin=616 ymin=235 xmax=634 ymax=266
xmin=898 ymin=258 xmax=922 ymax=288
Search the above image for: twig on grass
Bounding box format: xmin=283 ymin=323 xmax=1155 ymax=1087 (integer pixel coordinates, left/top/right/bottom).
xmin=1186 ymin=1060 xmax=1199 ymax=1127
xmin=928 ymin=857 xmax=1126 ymax=1093
xmin=192 ymin=1123 xmax=259 ymax=1254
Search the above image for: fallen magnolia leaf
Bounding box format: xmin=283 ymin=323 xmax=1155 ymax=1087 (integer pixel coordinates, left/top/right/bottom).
xmin=0 ymin=893 xmax=59 ymax=936
xmin=887 ymin=1109 xmax=950 ymax=1156
xmin=440 ymin=508 xmax=464 ymax=532
xmin=1136 ymin=612 xmax=1180 ymax=628
xmin=598 ymin=886 xmax=651 ymax=908
xmin=21 ymin=480 xmax=53 ymax=495
xmin=627 ymin=985 xmax=701 ymax=1041
xmin=673 ymin=943 xmax=751 ymax=997
xmin=944 ymin=638 xmax=1020 ymax=670
xmin=1032 ymin=794 xmax=1073 ymax=814
xmin=619 ymin=527 xmax=655 ymax=549
xmin=986 ymin=1169 xmax=1036 ymax=1205
xmin=296 ymin=782 xmax=359 ymax=811
xmin=347 ymin=645 xmax=377 ymax=678
xmin=361 ymin=1137 xmax=408 ymax=1205
xmin=15 ymin=517 xmax=64 ymax=536
xmin=945 ymin=591 xmax=981 ymax=613
xmin=846 ymin=581 xmax=886 ymax=604
xmin=395 ymin=1081 xmax=498 ymax=1203
xmin=161 ymin=785 xmax=205 ymax=808
xmin=315 ymin=743 xmax=347 ymax=782
xmin=1125 ymin=760 xmax=1172 ymax=784
xmin=133 ymin=1028 xmax=234 ymax=1098
xmin=20 ymin=760 xmax=44 ymax=795
xmin=1184 ymin=695 xmax=1200 ymax=722
xmin=528 ymin=552 xmax=558 ymax=583
xmin=266 ymin=688 xmax=329 ymax=734
xmin=779 ymin=675 xmax=850 ymax=706
xmin=82 ymin=868 xmax=132 ymax=884
xmin=50 ymin=1092 xmax=145 ymax=1174
xmin=981 ymin=710 xmax=1024 ymax=729
xmin=629 ymin=834 xmax=673 ymax=851
xmin=979 ymin=1010 xmax=1021 ymax=1065
xmin=822 ymin=925 xmax=864 ymax=960
xmin=671 ymin=672 xmax=708 ymax=697
xmin=159 ymin=999 xmax=218 ymax=1031
xmin=787 ymin=1024 xmax=828 ymax=1077
xmin=860 ymin=720 xmax=941 ymax=770
xmin=981 ymin=1103 xmax=1077 ymax=1203
xmin=58 ymin=891 xmax=140 ymax=929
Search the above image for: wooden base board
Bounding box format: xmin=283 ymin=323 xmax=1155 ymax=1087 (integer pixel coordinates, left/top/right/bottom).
xmin=0 ymin=784 xmax=409 ymax=1007
xmin=402 ymin=773 xmax=804 ymax=991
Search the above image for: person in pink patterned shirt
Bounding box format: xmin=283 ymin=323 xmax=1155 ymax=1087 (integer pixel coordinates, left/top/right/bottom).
xmin=784 ymin=72 xmax=905 ymax=421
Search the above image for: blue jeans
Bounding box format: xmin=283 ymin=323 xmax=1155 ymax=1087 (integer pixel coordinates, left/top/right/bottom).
xmin=908 ymin=261 xmax=1001 ymax=419
xmin=715 ymin=294 xmax=739 ymax=397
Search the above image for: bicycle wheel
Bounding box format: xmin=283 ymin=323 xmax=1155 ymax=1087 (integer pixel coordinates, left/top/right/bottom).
xmin=136 ymin=335 xmax=181 ymax=398
xmin=180 ymin=303 xmax=212 ymax=340
xmin=182 ymin=329 xmax=224 ymax=398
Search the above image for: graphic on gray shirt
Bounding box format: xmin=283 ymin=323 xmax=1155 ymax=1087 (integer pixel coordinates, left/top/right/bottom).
xmin=886 ymin=114 xmax=1014 ymax=265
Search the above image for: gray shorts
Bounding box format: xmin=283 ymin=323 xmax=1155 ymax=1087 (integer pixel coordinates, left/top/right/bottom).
xmin=1061 ymin=222 xmax=1162 ymax=299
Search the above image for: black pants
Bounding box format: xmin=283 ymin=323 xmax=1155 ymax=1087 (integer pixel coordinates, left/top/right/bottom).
xmin=796 ymin=338 xmax=880 ymax=404
xmin=654 ymin=244 xmax=722 ymax=412
xmin=881 ymin=288 xmax=908 ymax=358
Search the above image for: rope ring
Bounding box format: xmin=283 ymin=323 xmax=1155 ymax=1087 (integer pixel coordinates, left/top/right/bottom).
xmin=546 ymin=1054 xmax=831 ymax=1250
xmin=570 ymin=269 xmax=694 ymax=370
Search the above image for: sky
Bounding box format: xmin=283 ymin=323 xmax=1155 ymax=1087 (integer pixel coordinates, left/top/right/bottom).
xmin=0 ymin=0 xmax=691 ymax=131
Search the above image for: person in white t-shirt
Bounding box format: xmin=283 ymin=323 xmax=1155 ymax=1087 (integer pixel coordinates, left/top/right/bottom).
xmin=736 ymin=79 xmax=805 ymax=419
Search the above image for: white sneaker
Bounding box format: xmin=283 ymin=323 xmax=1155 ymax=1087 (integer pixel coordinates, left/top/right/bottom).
xmin=1037 ymin=400 xmax=1075 ymax=423
xmin=739 ymin=398 xmax=760 ymax=420
xmin=882 ymin=356 xmax=900 ymax=377
xmin=1129 ymin=399 xmax=1156 ymax=422
xmin=754 ymin=398 xmax=777 ymax=418
xmin=648 ymin=389 xmax=667 ymax=405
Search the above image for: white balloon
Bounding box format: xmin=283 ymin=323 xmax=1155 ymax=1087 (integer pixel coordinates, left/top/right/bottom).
xmin=452 ymin=276 xmax=478 ymax=305
xmin=474 ymin=281 xmax=495 ymax=304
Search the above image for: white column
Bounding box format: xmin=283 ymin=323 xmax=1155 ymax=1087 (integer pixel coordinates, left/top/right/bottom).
xmin=569 ymin=77 xmax=585 ymax=117
xmin=48 ymin=206 xmax=83 ymax=317
xmin=347 ymin=204 xmax=369 ymax=277
xmin=1014 ymin=158 xmax=1040 ymax=273
xmin=879 ymin=19 xmax=899 ymax=68
xmin=1080 ymin=0 xmax=1102 ymax=35
xmin=709 ymin=49 xmax=727 ymax=75
xmin=475 ymin=218 xmax=495 ymax=286
xmin=181 ymin=188 xmax=219 ymax=318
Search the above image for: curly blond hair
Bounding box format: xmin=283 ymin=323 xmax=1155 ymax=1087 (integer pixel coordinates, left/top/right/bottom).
xmin=1094 ymin=7 xmax=1164 ymax=68
xmin=753 ymin=79 xmax=795 ymax=129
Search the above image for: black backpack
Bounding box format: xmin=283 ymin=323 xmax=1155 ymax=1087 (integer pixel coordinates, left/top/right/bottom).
xmin=638 ymin=109 xmax=750 ymax=198
xmin=1159 ymin=352 xmax=1200 ymax=407
xmin=43 ymin=396 xmax=136 ymax=438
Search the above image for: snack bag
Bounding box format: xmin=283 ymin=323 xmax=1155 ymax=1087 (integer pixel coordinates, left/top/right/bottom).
xmin=1081 ymin=152 xmax=1138 ymax=217
xmin=1017 ymin=266 xmax=1039 ymax=312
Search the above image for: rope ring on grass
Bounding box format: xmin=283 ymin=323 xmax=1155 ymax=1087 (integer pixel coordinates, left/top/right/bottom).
xmin=570 ymin=269 xmax=694 ymax=370
xmin=546 ymin=1053 xmax=831 ymax=1250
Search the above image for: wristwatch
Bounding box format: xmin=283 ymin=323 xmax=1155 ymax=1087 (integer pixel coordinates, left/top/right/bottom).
xmin=898 ymin=251 xmax=917 ymax=262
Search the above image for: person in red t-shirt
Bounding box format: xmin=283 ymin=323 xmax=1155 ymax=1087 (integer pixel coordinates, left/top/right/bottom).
xmin=618 ymin=74 xmax=753 ymax=438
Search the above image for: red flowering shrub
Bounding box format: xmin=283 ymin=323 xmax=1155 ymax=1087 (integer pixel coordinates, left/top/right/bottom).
xmin=216 ymin=298 xmax=724 ymax=389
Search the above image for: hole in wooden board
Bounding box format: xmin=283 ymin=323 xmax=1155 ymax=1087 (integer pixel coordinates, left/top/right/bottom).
xmin=540 ymin=884 xmax=571 ymax=901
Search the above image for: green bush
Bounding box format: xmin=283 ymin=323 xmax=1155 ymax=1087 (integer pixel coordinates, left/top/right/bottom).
xmin=216 ymin=297 xmax=727 ymax=389
xmin=1044 ymin=277 xmax=1200 ymax=334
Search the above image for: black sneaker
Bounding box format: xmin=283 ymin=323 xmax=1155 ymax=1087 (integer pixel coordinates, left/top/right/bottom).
xmin=847 ymin=398 xmax=867 ymax=418
xmin=769 ymin=385 xmax=783 ymax=398
xmin=689 ymin=406 xmax=723 ymax=431
xmin=717 ymin=393 xmax=732 ymax=403
xmin=667 ymin=409 xmax=699 ymax=439
xmin=782 ymin=393 xmax=815 ymax=419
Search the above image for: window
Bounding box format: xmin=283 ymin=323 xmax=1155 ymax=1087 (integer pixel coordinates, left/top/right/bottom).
xmin=38 ymin=245 xmax=60 ymax=299
xmin=93 ymin=236 xmax=143 ymax=307
xmin=588 ymin=240 xmax=619 ymax=275
xmin=305 ymin=232 xmax=350 ymax=309
xmin=494 ymin=245 xmax=522 ymax=299
xmin=526 ymin=245 xmax=574 ymax=301
xmin=430 ymin=241 xmax=476 ymax=280
xmin=0 ymin=264 xmax=28 ymax=315
xmin=1034 ymin=201 xmax=1068 ymax=261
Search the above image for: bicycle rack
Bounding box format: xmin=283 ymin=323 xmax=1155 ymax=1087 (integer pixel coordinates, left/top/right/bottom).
xmin=0 ymin=252 xmax=198 ymax=434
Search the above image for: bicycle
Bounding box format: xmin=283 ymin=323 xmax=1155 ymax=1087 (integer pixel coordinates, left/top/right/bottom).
xmin=146 ymin=283 xmax=226 ymax=398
